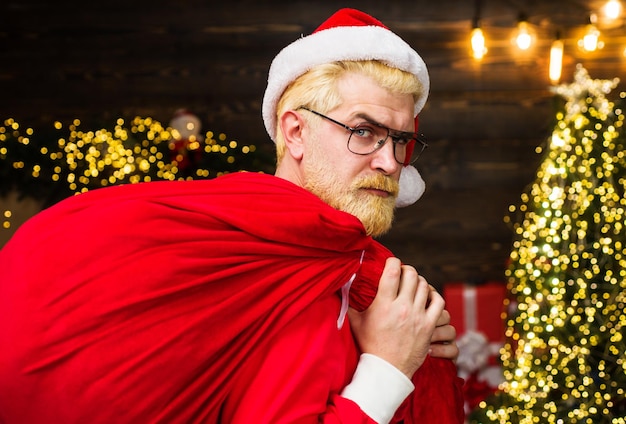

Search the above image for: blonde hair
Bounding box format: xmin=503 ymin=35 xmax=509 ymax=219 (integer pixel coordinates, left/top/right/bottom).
xmin=274 ymin=60 xmax=423 ymax=163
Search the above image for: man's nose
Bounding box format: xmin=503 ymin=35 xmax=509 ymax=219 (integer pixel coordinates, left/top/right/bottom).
xmin=370 ymin=139 xmax=400 ymax=174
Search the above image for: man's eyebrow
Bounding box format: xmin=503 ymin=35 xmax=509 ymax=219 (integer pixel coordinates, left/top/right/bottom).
xmin=351 ymin=112 xmax=380 ymax=125
xmin=352 ymin=112 xmax=416 ymax=136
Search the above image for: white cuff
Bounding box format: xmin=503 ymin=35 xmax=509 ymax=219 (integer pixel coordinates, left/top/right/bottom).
xmin=341 ymin=354 xmax=415 ymax=424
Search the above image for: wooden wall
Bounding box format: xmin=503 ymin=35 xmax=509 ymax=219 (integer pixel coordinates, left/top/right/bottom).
xmin=2 ymin=0 xmax=624 ymax=288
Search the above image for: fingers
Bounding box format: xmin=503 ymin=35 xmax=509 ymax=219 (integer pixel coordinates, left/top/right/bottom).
xmin=430 ymin=321 xmax=459 ymax=361
xmin=429 ymin=341 xmax=460 ymax=361
xmin=355 ymin=260 xmax=456 ymax=376
xmin=436 ymin=309 xmax=451 ymax=327
xmin=391 ymin=264 xmax=443 ymax=321
xmin=397 ymin=264 xmax=419 ymax=301
xmin=376 ymin=257 xmax=403 ymax=300
xmin=378 ymin=258 xmax=444 ymax=323
xmin=431 ymin=323 xmax=456 ymax=343
xmin=424 ymin=284 xmax=444 ymax=314
xmin=407 ymin=273 xmax=430 ymax=310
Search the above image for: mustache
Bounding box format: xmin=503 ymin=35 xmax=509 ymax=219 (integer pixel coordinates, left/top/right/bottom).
xmin=354 ymin=174 xmax=399 ymax=197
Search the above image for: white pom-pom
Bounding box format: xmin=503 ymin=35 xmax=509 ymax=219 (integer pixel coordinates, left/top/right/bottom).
xmin=395 ymin=165 xmax=425 ymax=208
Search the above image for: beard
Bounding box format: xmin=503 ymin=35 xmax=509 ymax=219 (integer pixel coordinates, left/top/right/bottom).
xmin=304 ymin=162 xmax=399 ymax=238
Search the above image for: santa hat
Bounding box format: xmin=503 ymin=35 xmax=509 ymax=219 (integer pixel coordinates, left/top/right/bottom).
xmin=262 ymin=8 xmax=429 ymax=207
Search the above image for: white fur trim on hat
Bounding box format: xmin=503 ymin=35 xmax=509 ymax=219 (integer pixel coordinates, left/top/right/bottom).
xmin=262 ymin=16 xmax=429 ymax=142
xmin=396 ymin=165 xmax=425 ymax=207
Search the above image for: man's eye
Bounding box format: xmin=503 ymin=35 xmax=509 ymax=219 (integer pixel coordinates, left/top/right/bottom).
xmin=354 ymin=127 xmax=374 ymax=138
xmin=391 ymin=134 xmax=412 ymax=145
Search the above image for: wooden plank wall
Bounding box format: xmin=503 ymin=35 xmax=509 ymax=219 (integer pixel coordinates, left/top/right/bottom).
xmin=2 ymin=0 xmax=624 ymax=288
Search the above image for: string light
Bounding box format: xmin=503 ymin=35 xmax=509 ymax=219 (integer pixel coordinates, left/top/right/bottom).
xmin=465 ymin=3 xmax=624 ymax=82
xmin=471 ymin=18 xmax=488 ymax=60
xmin=603 ymin=0 xmax=623 ymax=20
xmin=579 ymin=14 xmax=604 ymax=52
xmin=2 ymin=210 xmax=10 ymax=229
xmin=549 ymin=33 xmax=564 ymax=84
xmin=0 ymin=116 xmax=266 ymax=230
xmin=513 ymin=14 xmax=534 ymax=51
xmin=471 ymin=0 xmax=487 ymax=60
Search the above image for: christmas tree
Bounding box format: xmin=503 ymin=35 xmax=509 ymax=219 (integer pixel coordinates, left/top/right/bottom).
xmin=475 ymin=65 xmax=626 ymax=423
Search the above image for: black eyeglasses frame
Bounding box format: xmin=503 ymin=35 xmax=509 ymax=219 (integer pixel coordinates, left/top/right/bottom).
xmin=298 ymin=106 xmax=428 ymax=165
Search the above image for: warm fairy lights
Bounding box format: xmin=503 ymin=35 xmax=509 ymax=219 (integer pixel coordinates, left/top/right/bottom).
xmin=474 ymin=65 xmax=626 ymax=423
xmin=2 ymin=210 xmax=10 ymax=229
xmin=0 ymin=116 xmax=267 ymax=230
xmin=579 ymin=17 xmax=604 ymax=52
xmin=604 ymin=0 xmax=623 ymax=19
xmin=471 ymin=24 xmax=488 ymax=60
xmin=471 ymin=0 xmax=624 ymax=83
xmin=513 ymin=18 xmax=535 ymax=51
xmin=549 ymin=37 xmax=564 ymax=84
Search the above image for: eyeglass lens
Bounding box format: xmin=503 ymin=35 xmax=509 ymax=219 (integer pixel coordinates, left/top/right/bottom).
xmin=347 ymin=123 xmax=417 ymax=164
xmin=298 ymin=107 xmax=426 ymax=165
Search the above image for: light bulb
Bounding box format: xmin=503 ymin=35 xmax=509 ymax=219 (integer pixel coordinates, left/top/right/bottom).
xmin=580 ymin=24 xmax=601 ymax=51
xmin=515 ymin=21 xmax=533 ymax=50
xmin=584 ymin=28 xmax=599 ymax=50
xmin=549 ymin=39 xmax=564 ymax=83
xmin=604 ymin=0 xmax=622 ymax=19
xmin=471 ymin=26 xmax=487 ymax=59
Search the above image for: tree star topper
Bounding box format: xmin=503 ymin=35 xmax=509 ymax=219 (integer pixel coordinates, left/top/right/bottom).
xmin=550 ymin=64 xmax=620 ymax=118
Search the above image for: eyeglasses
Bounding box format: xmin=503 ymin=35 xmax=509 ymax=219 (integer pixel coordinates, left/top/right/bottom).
xmin=299 ymin=107 xmax=427 ymax=165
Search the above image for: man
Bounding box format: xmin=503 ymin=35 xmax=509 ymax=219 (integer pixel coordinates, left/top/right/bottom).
xmin=0 ymin=8 xmax=463 ymax=424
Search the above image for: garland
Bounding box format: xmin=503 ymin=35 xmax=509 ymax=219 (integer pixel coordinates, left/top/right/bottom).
xmin=0 ymin=115 xmax=275 ymax=208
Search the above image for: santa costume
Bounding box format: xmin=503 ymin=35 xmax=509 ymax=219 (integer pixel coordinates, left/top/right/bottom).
xmin=0 ymin=8 xmax=464 ymax=423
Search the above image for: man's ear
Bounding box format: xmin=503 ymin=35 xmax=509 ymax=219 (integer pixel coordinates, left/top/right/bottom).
xmin=279 ymin=110 xmax=306 ymax=160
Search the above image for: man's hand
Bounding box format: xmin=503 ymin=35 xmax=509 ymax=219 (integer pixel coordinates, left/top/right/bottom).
xmin=430 ymin=309 xmax=460 ymax=361
xmin=347 ymin=257 xmax=445 ymax=379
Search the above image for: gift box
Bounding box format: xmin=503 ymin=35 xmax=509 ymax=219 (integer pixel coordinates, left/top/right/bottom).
xmin=443 ymin=281 xmax=508 ymax=413
xmin=444 ymin=281 xmax=507 ymax=344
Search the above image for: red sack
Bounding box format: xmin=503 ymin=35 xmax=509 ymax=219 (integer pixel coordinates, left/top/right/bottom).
xmin=0 ymin=172 xmax=463 ymax=423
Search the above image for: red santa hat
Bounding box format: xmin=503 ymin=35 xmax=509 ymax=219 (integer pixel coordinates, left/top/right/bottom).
xmin=262 ymin=8 xmax=429 ymax=207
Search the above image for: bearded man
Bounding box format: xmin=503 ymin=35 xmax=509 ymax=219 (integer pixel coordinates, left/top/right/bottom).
xmin=0 ymin=8 xmax=464 ymax=424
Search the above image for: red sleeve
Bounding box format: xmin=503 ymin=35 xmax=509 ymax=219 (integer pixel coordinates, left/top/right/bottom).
xmin=220 ymin=294 xmax=376 ymax=424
